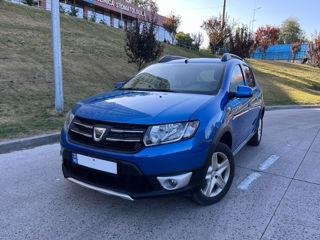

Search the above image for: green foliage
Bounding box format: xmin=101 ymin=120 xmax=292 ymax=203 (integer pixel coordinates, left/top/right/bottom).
xmin=59 ymin=4 xmax=65 ymax=14
xmin=280 ymin=18 xmax=305 ymax=44
xmin=125 ymin=22 xmax=164 ymax=70
xmin=176 ymin=32 xmax=193 ymax=49
xmin=89 ymin=12 xmax=96 ymax=22
xmin=23 ymin=0 xmax=35 ymax=6
xmin=68 ymin=5 xmax=79 ymax=17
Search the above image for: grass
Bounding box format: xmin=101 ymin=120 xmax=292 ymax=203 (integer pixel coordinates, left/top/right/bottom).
xmin=0 ymin=2 xmax=319 ymax=141
xmin=247 ymin=59 xmax=320 ymax=106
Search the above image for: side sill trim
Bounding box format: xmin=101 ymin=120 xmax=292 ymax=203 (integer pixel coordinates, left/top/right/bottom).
xmin=67 ymin=177 xmax=134 ymax=201
xmin=232 ymin=131 xmax=255 ymax=156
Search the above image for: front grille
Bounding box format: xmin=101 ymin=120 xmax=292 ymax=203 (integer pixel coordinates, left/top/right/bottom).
xmin=68 ymin=117 xmax=148 ymax=153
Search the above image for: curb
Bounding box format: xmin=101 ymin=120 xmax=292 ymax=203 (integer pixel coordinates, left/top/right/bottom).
xmin=0 ymin=132 xmax=60 ymax=154
xmin=1 ymin=105 xmax=320 ymax=154
xmin=266 ymin=105 xmax=320 ymax=111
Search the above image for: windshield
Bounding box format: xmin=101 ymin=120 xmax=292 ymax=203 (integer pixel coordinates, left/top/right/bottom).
xmin=121 ymin=62 xmax=225 ymax=94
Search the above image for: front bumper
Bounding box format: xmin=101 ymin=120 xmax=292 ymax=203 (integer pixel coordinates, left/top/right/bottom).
xmin=62 ymin=148 xmax=207 ymax=199
xmin=61 ymin=128 xmax=211 ymax=199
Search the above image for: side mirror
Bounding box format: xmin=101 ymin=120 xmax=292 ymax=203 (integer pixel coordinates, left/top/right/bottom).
xmin=232 ymin=86 xmax=253 ymax=98
xmin=115 ymin=82 xmax=124 ymax=89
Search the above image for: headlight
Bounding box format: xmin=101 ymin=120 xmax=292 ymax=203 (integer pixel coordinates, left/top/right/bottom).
xmin=64 ymin=111 xmax=75 ymax=132
xmin=143 ymin=121 xmax=199 ymax=146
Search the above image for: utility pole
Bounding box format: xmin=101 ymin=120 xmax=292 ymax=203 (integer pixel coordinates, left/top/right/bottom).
xmin=251 ymin=0 xmax=261 ymax=34
xmin=51 ymin=0 xmax=64 ymax=114
xmin=222 ymin=0 xmax=226 ymax=27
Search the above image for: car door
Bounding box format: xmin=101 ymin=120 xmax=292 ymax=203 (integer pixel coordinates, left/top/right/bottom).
xmin=229 ymin=64 xmax=252 ymax=150
xmin=242 ymin=64 xmax=261 ymax=134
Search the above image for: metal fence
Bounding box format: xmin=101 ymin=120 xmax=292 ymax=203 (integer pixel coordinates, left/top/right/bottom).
xmin=251 ymin=44 xmax=309 ymax=61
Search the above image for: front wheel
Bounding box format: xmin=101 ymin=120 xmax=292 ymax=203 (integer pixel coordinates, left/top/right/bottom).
xmin=192 ymin=143 xmax=234 ymax=205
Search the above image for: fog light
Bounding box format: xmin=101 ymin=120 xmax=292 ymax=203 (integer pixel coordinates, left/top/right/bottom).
xmin=157 ymin=172 xmax=192 ymax=191
xmin=168 ymin=179 xmax=178 ymax=187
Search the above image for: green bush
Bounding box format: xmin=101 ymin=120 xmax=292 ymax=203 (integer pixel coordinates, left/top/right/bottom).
xmin=68 ymin=5 xmax=79 ymax=17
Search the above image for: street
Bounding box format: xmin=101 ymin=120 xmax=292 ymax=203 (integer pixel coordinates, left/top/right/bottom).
xmin=1 ymin=108 xmax=320 ymax=240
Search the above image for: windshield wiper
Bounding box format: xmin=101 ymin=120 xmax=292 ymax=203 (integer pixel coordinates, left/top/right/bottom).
xmin=121 ymin=88 xmax=177 ymax=93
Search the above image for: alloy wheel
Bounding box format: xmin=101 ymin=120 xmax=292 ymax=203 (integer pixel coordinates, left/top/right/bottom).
xmin=201 ymin=152 xmax=230 ymax=198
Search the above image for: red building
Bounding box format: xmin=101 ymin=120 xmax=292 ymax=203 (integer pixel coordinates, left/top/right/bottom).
xmin=39 ymin=0 xmax=171 ymax=42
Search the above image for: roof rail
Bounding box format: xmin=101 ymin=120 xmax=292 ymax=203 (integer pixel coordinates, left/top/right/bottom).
xmin=159 ymin=55 xmax=186 ymax=63
xmin=221 ymin=53 xmax=244 ymax=62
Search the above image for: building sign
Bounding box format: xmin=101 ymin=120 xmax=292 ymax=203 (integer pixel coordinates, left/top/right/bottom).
xmin=97 ymin=0 xmax=146 ymax=18
xmin=83 ymin=0 xmax=95 ymax=4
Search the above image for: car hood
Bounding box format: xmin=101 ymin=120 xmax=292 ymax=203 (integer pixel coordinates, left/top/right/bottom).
xmin=74 ymin=90 xmax=213 ymax=125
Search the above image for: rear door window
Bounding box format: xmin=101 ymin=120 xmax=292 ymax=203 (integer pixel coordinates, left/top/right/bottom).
xmin=242 ymin=65 xmax=256 ymax=88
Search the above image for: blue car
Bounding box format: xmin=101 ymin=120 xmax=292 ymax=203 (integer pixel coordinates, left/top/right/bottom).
xmin=61 ymin=53 xmax=265 ymax=205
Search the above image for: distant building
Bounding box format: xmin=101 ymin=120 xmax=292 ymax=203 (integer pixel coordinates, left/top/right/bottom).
xmin=38 ymin=0 xmax=172 ymax=42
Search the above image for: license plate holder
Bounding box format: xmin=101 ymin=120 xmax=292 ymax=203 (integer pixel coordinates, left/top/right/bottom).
xmin=72 ymin=153 xmax=117 ymax=175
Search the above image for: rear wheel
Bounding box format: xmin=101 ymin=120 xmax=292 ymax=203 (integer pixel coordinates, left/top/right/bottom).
xmin=192 ymin=143 xmax=234 ymax=205
xmin=248 ymin=116 xmax=263 ymax=146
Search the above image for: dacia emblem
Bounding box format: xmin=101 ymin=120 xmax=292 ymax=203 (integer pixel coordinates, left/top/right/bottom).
xmin=93 ymin=127 xmax=106 ymax=142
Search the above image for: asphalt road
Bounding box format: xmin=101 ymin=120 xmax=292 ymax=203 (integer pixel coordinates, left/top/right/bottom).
xmin=1 ymin=109 xmax=320 ymax=240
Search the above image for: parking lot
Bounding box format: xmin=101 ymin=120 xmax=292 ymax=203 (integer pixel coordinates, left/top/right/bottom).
xmin=1 ymin=108 xmax=320 ymax=240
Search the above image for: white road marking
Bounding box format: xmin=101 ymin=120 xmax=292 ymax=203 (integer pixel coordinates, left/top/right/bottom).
xmin=259 ymin=155 xmax=280 ymax=171
xmin=238 ymin=172 xmax=261 ymax=190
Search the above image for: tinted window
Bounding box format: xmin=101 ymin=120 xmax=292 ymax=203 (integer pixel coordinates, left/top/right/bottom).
xmin=242 ymin=65 xmax=255 ymax=88
xmin=230 ymin=65 xmax=245 ymax=92
xmin=122 ymin=63 xmax=225 ymax=94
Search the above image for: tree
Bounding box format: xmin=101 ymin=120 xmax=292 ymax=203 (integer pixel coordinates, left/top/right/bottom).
xmin=163 ymin=12 xmax=181 ymax=44
xmin=68 ymin=5 xmax=79 ymax=17
xmin=191 ymin=32 xmax=204 ymax=50
xmin=129 ymin=0 xmax=159 ymax=13
xmin=255 ymin=25 xmax=280 ymax=58
xmin=202 ymin=15 xmax=232 ymax=55
xmin=176 ymin=32 xmax=193 ymax=49
xmin=280 ymin=18 xmax=305 ymax=44
xmin=229 ymin=26 xmax=255 ymax=58
xmin=125 ymin=21 xmax=164 ymax=70
xmin=291 ymin=41 xmax=302 ymax=62
xmin=307 ymin=34 xmax=320 ymax=68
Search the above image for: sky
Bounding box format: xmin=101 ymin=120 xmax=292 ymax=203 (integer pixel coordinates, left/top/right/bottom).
xmin=157 ymin=0 xmax=320 ymax=48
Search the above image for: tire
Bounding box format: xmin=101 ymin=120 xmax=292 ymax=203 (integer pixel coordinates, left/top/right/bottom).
xmin=248 ymin=116 xmax=263 ymax=146
xmin=192 ymin=142 xmax=235 ymax=205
